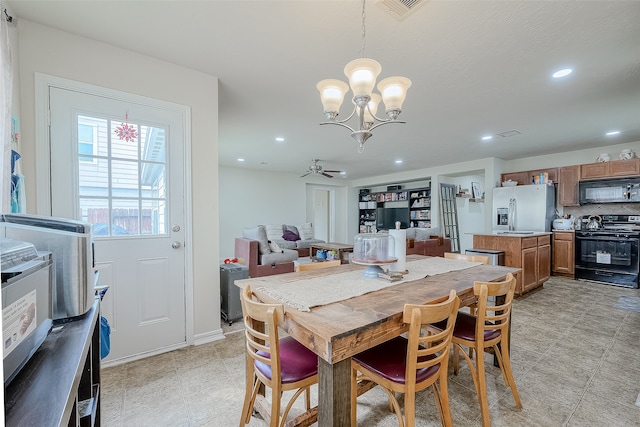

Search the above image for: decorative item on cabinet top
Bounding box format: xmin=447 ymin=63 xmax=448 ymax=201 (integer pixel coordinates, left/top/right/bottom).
xmin=619 ymin=149 xmax=635 ymax=160
xmin=597 ymin=153 xmax=611 ymax=162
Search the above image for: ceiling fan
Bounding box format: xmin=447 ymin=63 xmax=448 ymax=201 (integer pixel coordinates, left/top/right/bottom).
xmin=300 ymin=159 xmax=344 ymax=178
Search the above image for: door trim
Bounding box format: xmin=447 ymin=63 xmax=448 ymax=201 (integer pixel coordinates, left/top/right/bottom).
xmin=34 ymin=73 xmax=195 ymax=346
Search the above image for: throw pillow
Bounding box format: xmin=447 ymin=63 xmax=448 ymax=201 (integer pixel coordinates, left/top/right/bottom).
xmin=242 ymin=225 xmax=271 ymax=255
xmin=268 ymin=241 xmax=283 ymax=253
xmin=284 ymin=224 xmax=299 ymax=236
xmin=282 ymin=229 xmax=299 ymax=241
xmin=298 ymin=222 xmax=314 ymax=240
xmin=265 ymin=224 xmax=284 ymax=241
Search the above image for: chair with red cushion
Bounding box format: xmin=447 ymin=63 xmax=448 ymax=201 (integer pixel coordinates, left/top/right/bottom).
xmin=239 ymin=285 xmax=318 ymax=427
xmin=433 ymin=272 xmax=521 ymax=427
xmin=350 ymin=290 xmax=460 ymax=427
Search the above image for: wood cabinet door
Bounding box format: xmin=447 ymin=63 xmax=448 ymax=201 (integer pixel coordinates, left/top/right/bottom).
xmin=558 ymin=165 xmax=580 ymax=206
xmin=501 ymin=172 xmax=531 ymax=186
xmin=581 ymin=162 xmax=609 ymax=179
xmin=537 ymin=243 xmax=551 ymax=284
xmin=530 ymin=168 xmax=559 ymax=183
xmin=609 ymin=159 xmax=640 ymax=176
xmin=521 ymin=247 xmax=538 ymax=293
xmin=552 ymin=237 xmax=574 ymax=275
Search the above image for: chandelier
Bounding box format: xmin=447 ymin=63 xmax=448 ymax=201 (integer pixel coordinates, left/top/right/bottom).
xmin=317 ymin=0 xmax=411 ymax=152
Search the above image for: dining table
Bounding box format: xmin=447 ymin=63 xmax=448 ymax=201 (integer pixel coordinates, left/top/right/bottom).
xmin=235 ymin=254 xmax=520 ymax=427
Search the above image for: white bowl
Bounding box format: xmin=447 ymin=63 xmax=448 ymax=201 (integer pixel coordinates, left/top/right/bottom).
xmin=553 ymin=219 xmax=574 ymax=230
xmin=502 ymin=180 xmax=517 ymax=187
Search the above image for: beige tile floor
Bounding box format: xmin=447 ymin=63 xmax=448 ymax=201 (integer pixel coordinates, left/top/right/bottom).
xmin=101 ymin=276 xmax=640 ymax=426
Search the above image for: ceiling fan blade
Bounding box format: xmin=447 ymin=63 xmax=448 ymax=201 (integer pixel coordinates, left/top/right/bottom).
xmin=324 ymin=169 xmax=344 ymax=174
xmin=321 ymin=172 xmax=334 ymax=178
xmin=300 ymin=172 xmax=311 ymax=178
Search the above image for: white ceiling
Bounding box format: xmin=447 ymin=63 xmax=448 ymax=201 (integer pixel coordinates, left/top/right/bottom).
xmin=7 ymin=0 xmax=640 ymax=180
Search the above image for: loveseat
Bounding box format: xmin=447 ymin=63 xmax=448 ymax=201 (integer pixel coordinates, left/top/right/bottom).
xmin=263 ymin=223 xmax=325 ymax=257
xmin=405 ymin=227 xmax=451 ymax=257
xmin=235 ymin=223 xmax=325 ymax=278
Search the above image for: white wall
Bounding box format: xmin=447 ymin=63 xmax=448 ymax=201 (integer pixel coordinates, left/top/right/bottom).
xmin=440 ymin=174 xmax=486 ymax=253
xmin=503 ymin=141 xmax=640 ymax=172
xmin=219 ymin=166 xmax=350 ymax=258
xmin=16 ymin=20 xmax=220 ymax=342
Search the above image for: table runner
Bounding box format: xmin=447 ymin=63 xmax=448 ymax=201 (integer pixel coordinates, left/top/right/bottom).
xmin=256 ymin=257 xmax=482 ymax=312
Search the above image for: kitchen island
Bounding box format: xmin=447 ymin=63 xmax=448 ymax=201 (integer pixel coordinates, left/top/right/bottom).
xmin=473 ymin=232 xmax=551 ymax=295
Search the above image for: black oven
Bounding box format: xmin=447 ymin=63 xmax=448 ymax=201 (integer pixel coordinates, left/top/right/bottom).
xmin=575 ymin=231 xmax=640 ymax=288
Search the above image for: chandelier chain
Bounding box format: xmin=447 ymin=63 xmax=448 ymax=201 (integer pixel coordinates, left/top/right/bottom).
xmin=360 ymin=0 xmax=366 ymax=58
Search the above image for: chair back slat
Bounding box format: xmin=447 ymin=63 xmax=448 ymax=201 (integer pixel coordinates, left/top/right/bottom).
xmin=404 ymin=290 xmax=460 ymax=382
xmin=473 ymin=273 xmax=516 ymax=339
xmin=241 ymin=286 xmax=286 ymax=381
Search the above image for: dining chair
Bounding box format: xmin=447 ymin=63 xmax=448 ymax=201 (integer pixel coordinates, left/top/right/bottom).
xmin=433 ymin=272 xmax=521 ymax=427
xmin=295 ymin=259 xmax=341 ymax=272
xmin=444 ymin=252 xmax=490 ymax=264
xmin=239 ymin=285 xmax=318 ymax=427
xmin=350 ymin=290 xmax=460 ymax=427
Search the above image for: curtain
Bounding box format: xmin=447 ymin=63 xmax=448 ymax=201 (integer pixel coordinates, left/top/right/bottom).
xmin=0 ymin=4 xmax=13 ymax=213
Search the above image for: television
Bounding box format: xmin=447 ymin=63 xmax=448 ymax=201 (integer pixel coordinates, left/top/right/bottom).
xmin=376 ymin=207 xmax=410 ymax=230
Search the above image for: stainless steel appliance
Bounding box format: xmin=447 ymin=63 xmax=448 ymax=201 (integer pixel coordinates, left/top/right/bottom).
xmin=220 ymin=263 xmax=248 ymax=325
xmin=1 ymin=238 xmax=53 ymax=385
xmin=0 ymin=214 xmax=95 ymax=319
xmin=492 ymin=184 xmax=555 ymax=232
xmin=579 ymin=177 xmax=640 ymax=204
xmin=575 ymin=214 xmax=640 ymax=288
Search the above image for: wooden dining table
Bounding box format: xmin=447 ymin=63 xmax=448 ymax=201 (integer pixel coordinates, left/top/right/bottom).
xmin=236 ymin=255 xmax=520 ymax=427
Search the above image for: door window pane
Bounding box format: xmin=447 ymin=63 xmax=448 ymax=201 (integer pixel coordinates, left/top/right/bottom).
xmin=76 ymin=114 xmax=168 ymax=237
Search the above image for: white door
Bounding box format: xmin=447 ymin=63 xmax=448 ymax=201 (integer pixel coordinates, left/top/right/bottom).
xmin=49 ymin=86 xmax=188 ymax=361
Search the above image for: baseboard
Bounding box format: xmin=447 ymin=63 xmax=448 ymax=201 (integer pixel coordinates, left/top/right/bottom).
xmin=194 ymin=328 xmax=225 ymax=346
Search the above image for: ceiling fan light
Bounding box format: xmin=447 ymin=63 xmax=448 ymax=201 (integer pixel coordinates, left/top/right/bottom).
xmin=377 ymin=76 xmax=411 ymax=112
xmin=344 ymin=58 xmax=382 ymax=98
xmin=317 ymin=79 xmax=349 ymax=114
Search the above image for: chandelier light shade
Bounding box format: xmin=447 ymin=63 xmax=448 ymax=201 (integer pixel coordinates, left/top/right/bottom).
xmin=317 ymin=0 xmax=411 ymax=152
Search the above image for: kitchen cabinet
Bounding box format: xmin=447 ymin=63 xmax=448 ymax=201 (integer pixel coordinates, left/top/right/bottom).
xmin=558 ymin=165 xmax=580 ymax=206
xmin=472 ymin=233 xmax=551 ymax=295
xmin=501 ymin=168 xmax=558 ymax=186
xmin=580 ymin=159 xmax=640 ymax=179
xmin=552 ymin=231 xmax=575 ymax=277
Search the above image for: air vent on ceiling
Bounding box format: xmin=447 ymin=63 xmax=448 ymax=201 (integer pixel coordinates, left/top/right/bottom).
xmin=377 ymin=0 xmax=428 ymax=21
xmin=497 ymin=130 xmax=523 ymax=138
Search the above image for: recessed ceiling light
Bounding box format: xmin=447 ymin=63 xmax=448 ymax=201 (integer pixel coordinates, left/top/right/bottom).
xmin=606 ymin=130 xmax=621 ymax=136
xmin=275 ymin=137 xmax=285 ymax=142
xmin=552 ymin=68 xmax=573 ymax=78
xmin=481 ymin=135 xmax=493 ymax=141
xmin=237 ymin=158 xmax=245 ymax=162
xmin=395 ymin=160 xmax=403 ymax=164
xmin=339 ymin=171 xmax=346 ymax=175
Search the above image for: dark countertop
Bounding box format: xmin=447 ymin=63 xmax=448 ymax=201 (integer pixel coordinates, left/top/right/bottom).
xmin=4 ymin=301 xmax=99 ymax=426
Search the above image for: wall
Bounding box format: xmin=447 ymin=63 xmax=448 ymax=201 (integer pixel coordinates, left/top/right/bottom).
xmin=219 ymin=166 xmax=350 ymax=258
xmin=16 ymin=20 xmax=220 ymax=342
xmin=441 ymin=174 xmax=486 ymax=253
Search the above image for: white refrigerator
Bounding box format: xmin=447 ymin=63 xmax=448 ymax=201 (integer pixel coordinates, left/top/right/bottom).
xmin=492 ymin=185 xmax=555 ymax=232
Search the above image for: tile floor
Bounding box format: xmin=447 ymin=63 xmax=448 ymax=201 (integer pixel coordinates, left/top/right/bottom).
xmin=101 ymin=276 xmax=640 ymax=426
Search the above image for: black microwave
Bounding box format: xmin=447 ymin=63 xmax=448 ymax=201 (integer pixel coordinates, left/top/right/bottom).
xmin=579 ymin=177 xmax=640 ymax=204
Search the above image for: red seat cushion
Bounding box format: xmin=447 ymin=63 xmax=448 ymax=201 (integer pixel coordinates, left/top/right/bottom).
xmin=434 ymin=312 xmax=500 ymax=342
xmin=255 ymin=336 xmax=318 ymax=384
xmin=352 ymin=336 xmax=439 ymax=385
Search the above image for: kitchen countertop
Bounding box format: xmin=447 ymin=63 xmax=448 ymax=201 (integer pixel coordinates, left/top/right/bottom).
xmin=473 ymin=231 xmax=552 ymax=237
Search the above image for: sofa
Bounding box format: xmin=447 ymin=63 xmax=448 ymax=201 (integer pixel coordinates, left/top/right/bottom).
xmin=263 ymin=223 xmax=325 ymax=257
xmin=235 ymin=223 xmax=325 ymax=277
xmin=404 ymin=227 xmax=451 ymax=257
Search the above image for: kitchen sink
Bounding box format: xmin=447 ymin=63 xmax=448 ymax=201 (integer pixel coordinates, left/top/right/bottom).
xmin=496 ymin=231 xmax=535 ymax=235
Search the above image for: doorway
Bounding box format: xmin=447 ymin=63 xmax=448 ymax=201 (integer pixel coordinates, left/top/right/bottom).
xmin=37 ymin=75 xmax=192 ymax=362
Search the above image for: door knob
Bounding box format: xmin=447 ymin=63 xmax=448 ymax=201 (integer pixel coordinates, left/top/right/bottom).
xmin=172 ymin=241 xmax=182 ymax=249
xmin=172 ymin=225 xmax=181 ymax=232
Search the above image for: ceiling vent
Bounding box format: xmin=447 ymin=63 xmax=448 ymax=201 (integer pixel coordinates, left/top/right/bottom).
xmin=377 ymin=0 xmax=428 ymax=21
xmin=497 ymin=130 xmax=523 ymax=138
